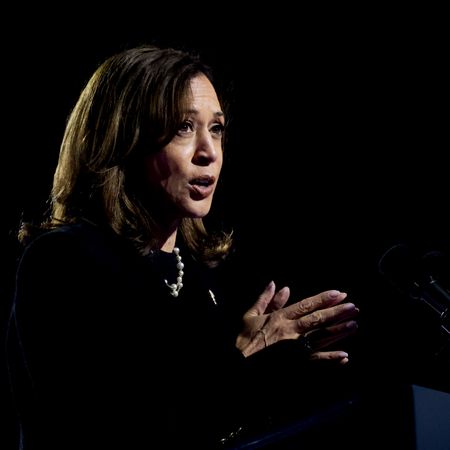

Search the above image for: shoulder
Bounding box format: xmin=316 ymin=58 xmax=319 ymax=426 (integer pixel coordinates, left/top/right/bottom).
xmin=24 ymin=221 xmax=113 ymax=247
xmin=20 ymin=222 xmax=96 ymax=261
xmin=18 ymin=221 xmax=137 ymax=273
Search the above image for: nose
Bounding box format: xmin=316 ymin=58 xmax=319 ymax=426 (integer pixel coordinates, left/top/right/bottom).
xmin=192 ymin=129 xmax=220 ymax=166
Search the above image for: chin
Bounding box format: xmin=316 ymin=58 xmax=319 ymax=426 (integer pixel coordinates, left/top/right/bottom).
xmin=187 ymin=209 xmax=210 ymax=219
xmin=183 ymin=202 xmax=213 ymax=219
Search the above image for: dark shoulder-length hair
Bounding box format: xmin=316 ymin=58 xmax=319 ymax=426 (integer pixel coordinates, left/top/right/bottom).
xmin=20 ymin=45 xmax=232 ymax=266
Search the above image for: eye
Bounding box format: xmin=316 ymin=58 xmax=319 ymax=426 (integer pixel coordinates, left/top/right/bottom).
xmin=210 ymin=122 xmax=225 ymax=137
xmin=177 ymin=120 xmax=194 ymax=135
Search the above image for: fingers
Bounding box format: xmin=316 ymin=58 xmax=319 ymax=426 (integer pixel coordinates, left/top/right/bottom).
xmin=243 ymin=281 xmax=276 ymax=318
xmin=306 ymin=319 xmax=358 ymax=350
xmin=299 ymin=302 xmax=358 ymax=331
xmin=244 ymin=281 xmax=290 ymax=318
xmin=284 ymin=290 xmax=348 ymax=320
xmin=242 ymin=285 xmax=358 ymax=359
xmin=267 ymin=286 xmax=290 ymax=312
xmin=287 ymin=291 xmax=357 ymax=336
xmin=324 ymin=319 xmax=359 ymax=337
xmin=310 ymin=351 xmax=350 ymax=365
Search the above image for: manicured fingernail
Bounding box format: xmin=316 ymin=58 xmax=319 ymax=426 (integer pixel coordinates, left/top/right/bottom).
xmin=328 ymin=290 xmax=341 ymax=298
xmin=266 ymin=281 xmax=275 ymax=290
xmin=339 ymin=352 xmax=349 ymax=358
xmin=342 ymin=303 xmax=356 ymax=310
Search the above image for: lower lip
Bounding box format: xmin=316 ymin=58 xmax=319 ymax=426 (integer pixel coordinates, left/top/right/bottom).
xmin=189 ymin=184 xmax=215 ymax=200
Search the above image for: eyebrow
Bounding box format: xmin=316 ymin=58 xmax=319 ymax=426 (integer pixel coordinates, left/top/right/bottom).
xmin=185 ymin=108 xmax=224 ymax=118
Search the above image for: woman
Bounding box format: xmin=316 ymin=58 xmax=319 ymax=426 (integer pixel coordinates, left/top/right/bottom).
xmin=7 ymin=45 xmax=358 ymax=448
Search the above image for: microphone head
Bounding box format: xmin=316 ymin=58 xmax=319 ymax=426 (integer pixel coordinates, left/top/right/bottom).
xmin=422 ymin=250 xmax=450 ymax=286
xmin=379 ymin=243 xmax=450 ymax=306
xmin=378 ymin=243 xmax=422 ymax=297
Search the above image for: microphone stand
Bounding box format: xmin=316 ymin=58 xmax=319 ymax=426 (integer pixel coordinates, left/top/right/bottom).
xmin=410 ymin=276 xmax=450 ymax=366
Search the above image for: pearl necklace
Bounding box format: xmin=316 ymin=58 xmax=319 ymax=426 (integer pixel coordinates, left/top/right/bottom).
xmin=164 ymin=247 xmax=184 ymax=297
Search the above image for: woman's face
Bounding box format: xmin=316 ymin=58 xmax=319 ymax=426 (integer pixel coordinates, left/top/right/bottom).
xmin=144 ymin=74 xmax=224 ymax=223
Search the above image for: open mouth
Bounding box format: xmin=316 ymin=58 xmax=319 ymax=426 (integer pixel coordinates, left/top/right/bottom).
xmin=190 ymin=175 xmax=215 ymax=187
xmin=189 ymin=175 xmax=216 ymax=199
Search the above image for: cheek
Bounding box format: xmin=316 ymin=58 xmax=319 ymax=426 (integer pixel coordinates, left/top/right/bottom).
xmin=143 ymin=155 xmax=170 ymax=188
xmin=159 ymin=168 xmax=187 ymax=199
xmin=216 ymin=149 xmax=224 ymax=172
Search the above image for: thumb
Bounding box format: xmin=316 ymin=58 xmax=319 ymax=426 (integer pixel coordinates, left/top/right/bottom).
xmin=244 ymin=281 xmax=276 ymax=318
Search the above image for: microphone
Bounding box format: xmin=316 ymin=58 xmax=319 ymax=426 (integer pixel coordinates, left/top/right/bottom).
xmin=378 ymin=244 xmax=450 ymax=336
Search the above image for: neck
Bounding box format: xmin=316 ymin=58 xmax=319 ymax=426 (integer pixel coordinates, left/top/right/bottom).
xmin=160 ymin=229 xmax=178 ymax=253
xmin=141 ymin=217 xmax=180 ymax=255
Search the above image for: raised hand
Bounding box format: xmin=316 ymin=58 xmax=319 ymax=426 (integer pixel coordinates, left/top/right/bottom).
xmin=236 ymin=281 xmax=359 ymax=364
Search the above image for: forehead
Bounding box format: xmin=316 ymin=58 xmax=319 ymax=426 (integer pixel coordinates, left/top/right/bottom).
xmin=187 ymin=74 xmax=222 ymax=109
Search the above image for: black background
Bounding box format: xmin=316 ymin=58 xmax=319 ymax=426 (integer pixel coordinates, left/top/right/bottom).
xmin=2 ymin=7 xmax=449 ymax=447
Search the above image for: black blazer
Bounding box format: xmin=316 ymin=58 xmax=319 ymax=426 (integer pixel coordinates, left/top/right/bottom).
xmin=8 ymin=221 xmax=353 ymax=449
xmin=7 ymin=221 xmax=254 ymax=448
